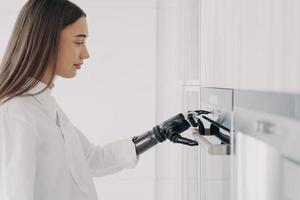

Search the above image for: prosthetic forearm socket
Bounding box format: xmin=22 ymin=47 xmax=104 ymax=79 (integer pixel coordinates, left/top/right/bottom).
xmin=131 ymin=127 xmax=160 ymax=155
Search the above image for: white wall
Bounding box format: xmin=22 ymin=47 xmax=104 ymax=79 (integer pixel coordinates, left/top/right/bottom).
xmin=0 ymin=1 xmax=157 ymax=200
xmin=55 ymin=1 xmax=157 ymax=200
xmin=0 ymin=3 xmax=24 ymax=59
xmin=155 ymin=0 xmax=184 ymax=199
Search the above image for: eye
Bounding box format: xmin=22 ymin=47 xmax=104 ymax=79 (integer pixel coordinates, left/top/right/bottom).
xmin=75 ymin=42 xmax=84 ymax=45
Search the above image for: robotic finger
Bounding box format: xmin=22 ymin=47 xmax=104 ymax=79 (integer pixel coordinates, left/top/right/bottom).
xmin=184 ymin=110 xmax=211 ymax=135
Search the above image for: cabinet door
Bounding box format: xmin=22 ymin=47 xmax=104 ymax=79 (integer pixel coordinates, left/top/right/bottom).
xmin=282 ymin=158 xmax=300 ymax=200
xmin=176 ymin=0 xmax=201 ymax=85
xmin=200 ymin=0 xmax=300 ymax=93
xmin=236 ymin=133 xmax=282 ymax=200
xmin=200 ymin=0 xmax=237 ymax=88
xmin=235 ymin=0 xmax=300 ymax=93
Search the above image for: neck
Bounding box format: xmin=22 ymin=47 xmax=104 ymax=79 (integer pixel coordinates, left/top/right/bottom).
xmin=41 ymin=66 xmax=55 ymax=89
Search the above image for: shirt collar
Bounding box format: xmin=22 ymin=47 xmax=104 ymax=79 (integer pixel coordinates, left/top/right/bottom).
xmin=25 ymin=81 xmax=55 ymax=104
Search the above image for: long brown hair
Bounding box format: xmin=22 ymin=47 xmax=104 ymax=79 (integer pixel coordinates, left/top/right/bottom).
xmin=0 ymin=0 xmax=86 ymax=103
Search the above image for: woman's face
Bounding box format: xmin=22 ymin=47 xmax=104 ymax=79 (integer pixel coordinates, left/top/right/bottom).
xmin=55 ymin=17 xmax=90 ymax=78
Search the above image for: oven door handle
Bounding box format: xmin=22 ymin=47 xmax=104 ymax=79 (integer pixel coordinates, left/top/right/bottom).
xmin=189 ymin=128 xmax=230 ymax=155
xmin=197 ymin=115 xmax=231 ymax=144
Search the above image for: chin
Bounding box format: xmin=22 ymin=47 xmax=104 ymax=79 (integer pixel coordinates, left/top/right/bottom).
xmin=57 ymin=72 xmax=77 ymax=78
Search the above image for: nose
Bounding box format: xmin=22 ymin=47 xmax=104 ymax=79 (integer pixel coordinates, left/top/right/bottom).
xmin=80 ymin=44 xmax=90 ymax=60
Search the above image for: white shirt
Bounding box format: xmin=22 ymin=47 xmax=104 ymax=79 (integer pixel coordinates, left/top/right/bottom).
xmin=0 ymin=81 xmax=138 ymax=200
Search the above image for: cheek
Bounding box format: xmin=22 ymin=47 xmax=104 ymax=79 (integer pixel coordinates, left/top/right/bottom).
xmin=55 ymin=46 xmax=80 ymax=78
xmin=56 ymin=46 xmax=77 ymax=70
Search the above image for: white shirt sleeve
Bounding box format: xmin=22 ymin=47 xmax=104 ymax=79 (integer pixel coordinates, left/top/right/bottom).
xmin=0 ymin=114 xmax=38 ymax=200
xmin=72 ymin=126 xmax=139 ymax=177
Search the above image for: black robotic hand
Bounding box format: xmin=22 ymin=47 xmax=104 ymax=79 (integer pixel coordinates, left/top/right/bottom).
xmin=132 ymin=110 xmax=210 ymax=155
xmin=152 ymin=113 xmax=198 ymax=146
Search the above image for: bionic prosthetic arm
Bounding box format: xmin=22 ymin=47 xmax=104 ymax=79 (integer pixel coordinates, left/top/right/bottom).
xmin=132 ymin=110 xmax=210 ymax=155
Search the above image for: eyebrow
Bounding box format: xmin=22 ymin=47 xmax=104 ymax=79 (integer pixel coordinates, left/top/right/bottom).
xmin=74 ymin=34 xmax=88 ymax=38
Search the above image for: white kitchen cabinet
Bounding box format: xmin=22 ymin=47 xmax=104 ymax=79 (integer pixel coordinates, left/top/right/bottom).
xmin=201 ymin=180 xmax=230 ymax=200
xmin=199 ymin=1 xmax=300 ymax=200
xmin=178 ymin=0 xmax=201 ymax=84
xmin=72 ymin=0 xmax=156 ymax=8
xmin=200 ymin=0 xmax=237 ymax=88
xmin=235 ymin=0 xmax=300 ymax=93
xmin=200 ymin=0 xmax=300 ymax=93
xmin=235 ymin=133 xmax=282 ymax=200
xmin=282 ymin=158 xmax=300 ymax=200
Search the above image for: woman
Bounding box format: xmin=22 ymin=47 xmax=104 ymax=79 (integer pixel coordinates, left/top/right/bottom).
xmin=0 ymin=0 xmax=198 ymax=199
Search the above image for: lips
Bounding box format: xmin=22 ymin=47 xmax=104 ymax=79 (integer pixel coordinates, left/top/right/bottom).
xmin=74 ymin=63 xmax=82 ymax=69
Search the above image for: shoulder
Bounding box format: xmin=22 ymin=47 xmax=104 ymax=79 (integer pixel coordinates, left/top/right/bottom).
xmin=0 ymin=97 xmax=41 ymax=140
xmin=0 ymin=95 xmax=41 ymax=123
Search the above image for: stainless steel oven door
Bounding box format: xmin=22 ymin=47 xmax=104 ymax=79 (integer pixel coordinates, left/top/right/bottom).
xmin=233 ymin=90 xmax=300 ymax=200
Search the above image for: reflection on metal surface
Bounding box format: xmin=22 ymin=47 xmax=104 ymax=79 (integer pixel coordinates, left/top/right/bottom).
xmin=234 ymin=90 xmax=300 ymax=121
xmin=234 ymin=90 xmax=300 ymax=200
xmin=234 ymin=106 xmax=300 ymax=163
xmin=255 ymin=120 xmax=275 ymax=134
